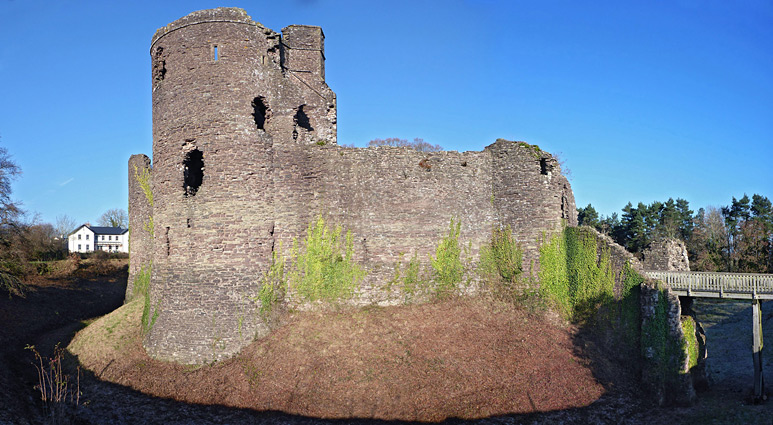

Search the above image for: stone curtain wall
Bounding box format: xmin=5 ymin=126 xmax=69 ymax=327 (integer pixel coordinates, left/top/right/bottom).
xmin=268 ymin=141 xmax=577 ymax=305
xmin=314 ymin=146 xmax=495 ymax=301
xmin=126 ymin=154 xmax=152 ymax=301
xmin=139 ymin=8 xmax=577 ymax=364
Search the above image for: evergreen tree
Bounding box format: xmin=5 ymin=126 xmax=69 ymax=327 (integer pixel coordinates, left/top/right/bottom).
xmin=577 ymin=204 xmax=600 ymax=229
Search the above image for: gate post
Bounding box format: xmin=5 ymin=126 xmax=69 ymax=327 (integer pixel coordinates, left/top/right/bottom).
xmin=752 ymin=299 xmax=766 ymax=401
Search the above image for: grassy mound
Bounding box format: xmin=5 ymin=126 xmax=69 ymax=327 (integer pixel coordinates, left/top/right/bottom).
xmin=69 ymin=299 xmax=143 ymax=369
xmin=68 ymin=297 xmax=607 ymax=422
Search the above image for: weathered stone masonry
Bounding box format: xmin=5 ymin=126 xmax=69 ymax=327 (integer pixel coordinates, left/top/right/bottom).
xmin=129 ymin=8 xmax=577 ymax=364
xmin=126 ymin=154 xmax=152 ymax=300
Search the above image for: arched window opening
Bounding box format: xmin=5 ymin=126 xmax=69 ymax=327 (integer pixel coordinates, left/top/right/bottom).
xmin=252 ymin=96 xmax=269 ymax=130
xmin=183 ymin=149 xmax=204 ymax=197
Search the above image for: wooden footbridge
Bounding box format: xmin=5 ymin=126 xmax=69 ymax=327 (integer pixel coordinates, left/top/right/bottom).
xmin=644 ymin=271 xmax=772 ymax=401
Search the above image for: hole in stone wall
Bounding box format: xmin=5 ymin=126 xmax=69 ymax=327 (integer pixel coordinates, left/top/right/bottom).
xmin=153 ymin=47 xmax=166 ymax=83
xmin=252 ymin=96 xmax=269 ymax=130
xmin=419 ymin=158 xmax=432 ymax=171
xmin=294 ymin=105 xmax=313 ymax=131
xmin=183 ymin=149 xmax=204 ymax=197
xmin=165 ymin=227 xmax=170 ymax=257
xmin=187 ymin=218 xmax=192 ymax=228
xmin=540 ymin=158 xmax=551 ymax=175
xmin=214 ymin=45 xmax=219 ymax=61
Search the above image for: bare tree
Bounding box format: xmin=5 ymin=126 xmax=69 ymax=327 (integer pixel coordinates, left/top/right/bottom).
xmin=54 ymin=214 xmax=78 ymax=239
xmin=98 ymin=208 xmax=128 ymax=228
xmin=553 ymin=151 xmax=572 ymax=180
xmin=0 ymin=142 xmax=22 ymax=227
xmin=367 ymin=137 xmax=443 ymax=152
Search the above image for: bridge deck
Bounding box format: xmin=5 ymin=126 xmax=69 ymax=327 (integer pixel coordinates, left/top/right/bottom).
xmin=643 ymin=271 xmax=773 ymax=300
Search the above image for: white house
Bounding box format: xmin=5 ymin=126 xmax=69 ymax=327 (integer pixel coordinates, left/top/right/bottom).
xmin=68 ymin=224 xmax=129 ymax=253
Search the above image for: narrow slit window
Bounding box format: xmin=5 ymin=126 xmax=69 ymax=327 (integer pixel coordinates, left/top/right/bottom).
xmin=214 ymin=45 xmax=219 ymax=61
xmin=183 ymin=149 xmax=204 ymax=197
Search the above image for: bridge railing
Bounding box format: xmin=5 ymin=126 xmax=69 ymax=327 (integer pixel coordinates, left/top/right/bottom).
xmin=643 ymin=271 xmax=773 ymax=300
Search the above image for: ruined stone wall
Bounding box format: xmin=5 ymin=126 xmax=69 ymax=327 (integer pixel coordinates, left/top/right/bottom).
xmin=490 ymin=142 xmax=577 ymax=273
xmin=642 ymin=238 xmax=690 ymax=272
xmin=640 ymin=237 xmax=706 ymax=405
xmin=312 ymin=146 xmax=495 ymax=301
xmin=139 ymin=8 xmax=577 ymax=364
xmin=269 ymin=141 xmax=576 ymax=304
xmin=126 ymin=154 xmax=153 ymax=301
xmin=582 ymin=229 xmax=699 ymax=406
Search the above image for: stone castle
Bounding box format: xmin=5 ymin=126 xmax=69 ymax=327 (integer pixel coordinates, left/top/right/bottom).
xmin=128 ymin=8 xmax=577 ymax=364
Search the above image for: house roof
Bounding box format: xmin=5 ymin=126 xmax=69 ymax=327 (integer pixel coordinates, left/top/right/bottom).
xmin=69 ymin=224 xmax=128 ymax=236
xmin=89 ymin=226 xmax=128 ymax=235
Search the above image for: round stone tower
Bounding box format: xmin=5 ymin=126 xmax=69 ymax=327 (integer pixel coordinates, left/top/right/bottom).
xmin=146 ymin=8 xmax=336 ymax=363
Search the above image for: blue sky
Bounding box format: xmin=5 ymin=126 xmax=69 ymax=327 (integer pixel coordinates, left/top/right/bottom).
xmin=1 ymin=0 xmax=771 ymax=227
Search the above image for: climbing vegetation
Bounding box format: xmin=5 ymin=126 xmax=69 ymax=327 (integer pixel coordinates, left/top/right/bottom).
xmin=478 ymin=225 xmax=526 ymax=301
xmin=539 ymin=227 xmax=614 ymax=321
xmin=253 ymin=216 xmax=365 ymax=313
xmin=132 ymin=263 xmax=158 ymax=334
xmin=388 ymin=252 xmax=429 ymax=302
xmin=538 ymin=226 xmax=642 ymax=337
xmin=252 ymin=243 xmax=286 ymax=318
xmin=641 ymin=282 xmax=686 ymax=384
xmin=133 ymin=164 xmax=154 ymax=236
xmin=430 ymin=218 xmax=468 ymax=297
xmin=389 ymin=218 xmax=474 ymax=302
xmin=681 ymin=317 xmax=699 ymax=372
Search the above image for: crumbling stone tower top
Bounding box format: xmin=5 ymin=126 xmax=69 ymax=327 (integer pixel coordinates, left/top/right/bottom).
xmin=150 ymin=7 xmax=336 ymax=146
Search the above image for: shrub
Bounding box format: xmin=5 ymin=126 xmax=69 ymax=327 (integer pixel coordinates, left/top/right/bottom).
xmin=430 ymin=218 xmax=465 ymax=297
xmin=288 ymin=216 xmax=365 ymax=302
xmin=26 ymin=344 xmax=80 ymax=422
xmin=479 ymin=225 xmax=524 ymax=300
xmin=0 ymin=270 xmax=26 ymax=298
xmin=253 ymin=244 xmax=286 ymax=318
xmin=389 ymin=252 xmax=430 ymax=302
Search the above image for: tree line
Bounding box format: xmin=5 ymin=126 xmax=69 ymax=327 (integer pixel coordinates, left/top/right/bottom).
xmin=577 ymin=194 xmax=773 ymax=273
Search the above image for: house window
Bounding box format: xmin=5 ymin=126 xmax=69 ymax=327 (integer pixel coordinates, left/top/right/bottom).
xmin=78 ymin=244 xmax=81 ymax=250
xmin=86 ymin=234 xmax=89 ymax=240
xmin=78 ymin=234 xmax=81 ymax=240
xmin=109 ymin=235 xmax=112 ymax=241
xmin=102 ymin=235 xmax=105 ymax=240
xmin=86 ymin=244 xmax=89 ymax=251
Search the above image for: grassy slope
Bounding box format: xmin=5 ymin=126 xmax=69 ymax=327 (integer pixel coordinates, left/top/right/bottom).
xmin=68 ymin=297 xmax=606 ymax=422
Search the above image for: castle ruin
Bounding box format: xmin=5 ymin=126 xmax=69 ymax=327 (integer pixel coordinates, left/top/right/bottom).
xmin=129 ymin=8 xmax=577 ymax=364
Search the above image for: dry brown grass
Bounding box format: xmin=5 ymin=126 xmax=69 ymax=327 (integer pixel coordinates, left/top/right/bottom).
xmin=69 ymin=297 xmax=607 ymax=422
